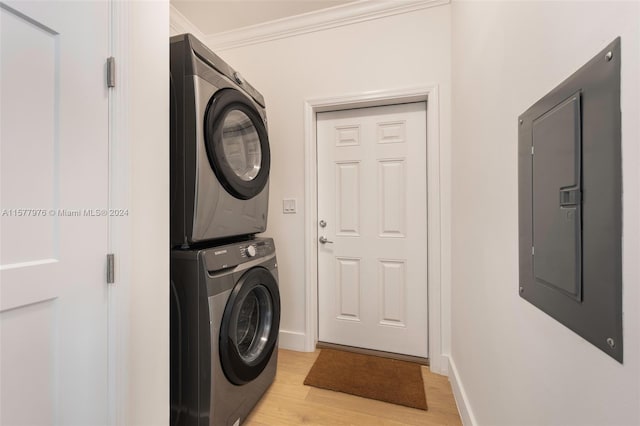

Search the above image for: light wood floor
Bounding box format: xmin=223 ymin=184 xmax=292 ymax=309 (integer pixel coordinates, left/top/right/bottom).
xmin=245 ymin=349 xmax=462 ymax=425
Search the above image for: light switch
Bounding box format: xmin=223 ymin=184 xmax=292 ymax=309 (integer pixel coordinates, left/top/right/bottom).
xmin=283 ymin=199 xmax=296 ymax=214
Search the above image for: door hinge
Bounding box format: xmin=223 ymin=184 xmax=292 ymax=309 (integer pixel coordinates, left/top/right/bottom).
xmin=531 ymin=146 xmax=535 ymax=155
xmin=107 ymin=253 xmax=115 ymax=284
xmin=107 ymin=57 xmax=116 ymax=88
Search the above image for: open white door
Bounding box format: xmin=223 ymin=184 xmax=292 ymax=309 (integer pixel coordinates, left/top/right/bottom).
xmin=1 ymin=1 xmax=110 ymax=423
xmin=317 ymin=102 xmax=428 ymax=358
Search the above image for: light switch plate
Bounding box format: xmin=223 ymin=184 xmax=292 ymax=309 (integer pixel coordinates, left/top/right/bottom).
xmin=283 ymin=198 xmax=296 ymax=214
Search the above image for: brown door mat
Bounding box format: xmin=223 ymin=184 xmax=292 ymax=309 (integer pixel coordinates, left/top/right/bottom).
xmin=303 ymin=348 xmax=428 ymax=410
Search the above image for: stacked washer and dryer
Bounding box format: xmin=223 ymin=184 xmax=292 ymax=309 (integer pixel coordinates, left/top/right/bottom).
xmin=169 ymin=34 xmax=280 ymax=426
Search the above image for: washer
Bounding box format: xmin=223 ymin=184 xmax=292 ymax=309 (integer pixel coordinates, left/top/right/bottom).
xmin=170 ymin=237 xmax=280 ymax=426
xmin=170 ymin=34 xmax=270 ymax=247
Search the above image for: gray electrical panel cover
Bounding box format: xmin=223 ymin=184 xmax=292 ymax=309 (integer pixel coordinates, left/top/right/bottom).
xmin=518 ymin=38 xmax=622 ymax=362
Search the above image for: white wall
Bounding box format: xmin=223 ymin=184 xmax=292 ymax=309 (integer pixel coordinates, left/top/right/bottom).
xmin=208 ymin=5 xmax=452 ymax=352
xmin=127 ymin=2 xmax=170 ymax=424
xmin=451 ymin=2 xmax=639 ymax=425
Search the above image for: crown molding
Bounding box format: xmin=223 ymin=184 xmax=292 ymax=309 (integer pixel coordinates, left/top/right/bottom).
xmin=203 ymin=0 xmax=450 ymax=52
xmin=169 ymin=4 xmax=205 ymax=39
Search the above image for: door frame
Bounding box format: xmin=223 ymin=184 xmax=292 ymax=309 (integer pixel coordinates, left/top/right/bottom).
xmin=108 ymin=1 xmax=170 ymax=424
xmin=108 ymin=1 xmax=131 ymax=424
xmin=303 ymin=86 xmax=448 ymax=374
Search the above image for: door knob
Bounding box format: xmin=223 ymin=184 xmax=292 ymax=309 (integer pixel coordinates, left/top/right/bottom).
xmin=319 ymin=236 xmax=333 ymax=244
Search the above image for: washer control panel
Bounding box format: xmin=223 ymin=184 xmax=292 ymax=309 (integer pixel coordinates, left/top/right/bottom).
xmin=240 ymin=239 xmax=273 ymax=259
xmin=204 ymin=237 xmax=275 ymax=272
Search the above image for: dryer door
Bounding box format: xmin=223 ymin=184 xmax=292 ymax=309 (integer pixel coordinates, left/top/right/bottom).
xmin=204 ymin=88 xmax=270 ymax=200
xmin=219 ymin=267 xmax=280 ymax=385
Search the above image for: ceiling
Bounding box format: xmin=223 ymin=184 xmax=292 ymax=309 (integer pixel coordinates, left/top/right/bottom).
xmin=171 ymin=0 xmax=356 ymax=35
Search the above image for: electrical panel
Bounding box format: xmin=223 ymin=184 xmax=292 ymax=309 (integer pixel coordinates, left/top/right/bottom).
xmin=518 ymin=38 xmax=622 ymax=362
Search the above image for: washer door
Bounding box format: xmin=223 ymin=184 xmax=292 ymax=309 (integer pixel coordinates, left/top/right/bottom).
xmin=204 ymin=88 xmax=270 ymax=200
xmin=219 ymin=267 xmax=280 ymax=385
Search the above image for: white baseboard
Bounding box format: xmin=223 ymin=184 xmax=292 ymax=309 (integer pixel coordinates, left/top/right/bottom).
xmin=448 ymin=356 xmax=478 ymax=426
xmin=278 ymin=329 xmax=307 ymax=352
xmin=430 ymin=354 xmax=450 ymax=376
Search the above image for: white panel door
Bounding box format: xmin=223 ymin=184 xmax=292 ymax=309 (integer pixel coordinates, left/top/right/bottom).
xmin=317 ymin=102 xmax=428 ymax=358
xmin=1 ymin=1 xmax=110 ymax=424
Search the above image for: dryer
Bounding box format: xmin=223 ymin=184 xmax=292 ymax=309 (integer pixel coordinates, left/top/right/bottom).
xmin=170 ymin=237 xmax=280 ymax=426
xmin=170 ymin=34 xmax=270 ymax=247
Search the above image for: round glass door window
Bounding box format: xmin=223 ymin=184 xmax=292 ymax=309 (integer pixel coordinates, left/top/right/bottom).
xmin=221 ymin=110 xmax=262 ymax=182
xmin=235 ymin=285 xmax=272 ymax=363
xmin=205 ymin=89 xmax=270 ymax=200
xmin=219 ymin=267 xmax=280 ymax=385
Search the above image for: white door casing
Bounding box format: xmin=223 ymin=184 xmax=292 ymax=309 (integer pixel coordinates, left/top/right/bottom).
xmin=0 ymin=1 xmax=110 ymax=424
xmin=317 ymin=102 xmax=428 ymax=358
xmin=304 ymin=87 xmax=446 ymax=374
